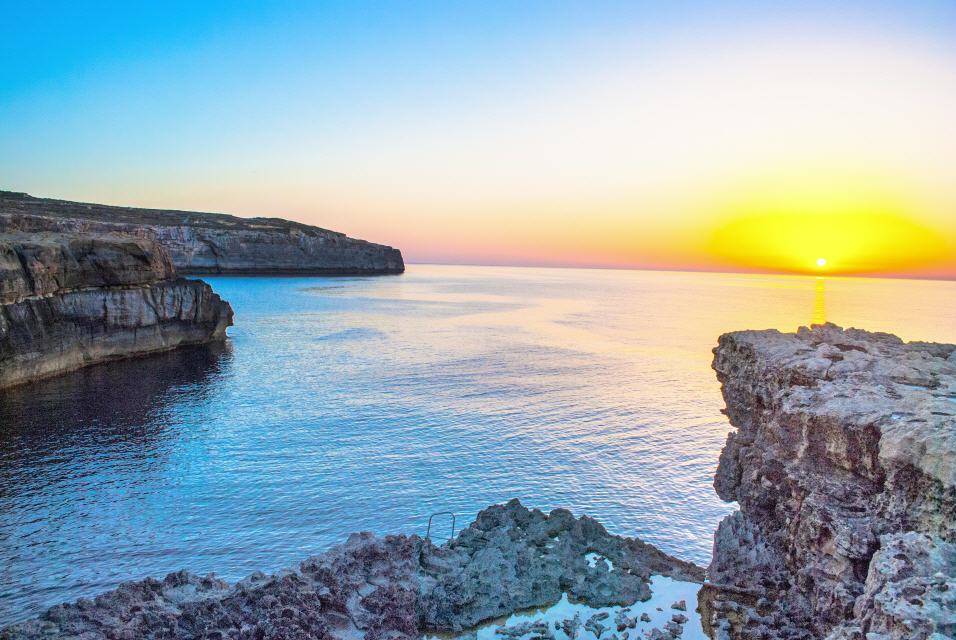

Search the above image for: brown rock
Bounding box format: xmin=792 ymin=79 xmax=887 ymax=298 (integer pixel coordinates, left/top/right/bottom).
xmin=706 ymin=323 xmax=956 ymax=639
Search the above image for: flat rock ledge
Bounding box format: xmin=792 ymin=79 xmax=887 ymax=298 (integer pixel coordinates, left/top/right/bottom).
xmin=0 ymin=232 xmax=233 ymax=389
xmin=702 ymin=324 xmax=956 ymax=640
xmin=0 ymin=500 xmax=703 ymax=640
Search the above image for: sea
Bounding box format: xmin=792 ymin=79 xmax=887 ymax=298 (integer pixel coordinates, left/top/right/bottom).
xmin=1 ymin=264 xmax=954 ymax=625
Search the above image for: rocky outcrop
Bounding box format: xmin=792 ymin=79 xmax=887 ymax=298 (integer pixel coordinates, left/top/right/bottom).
xmin=0 ymin=190 xmax=404 ymax=275
xmin=0 ymin=499 xmax=704 ymax=640
xmin=0 ymin=233 xmax=233 ymax=389
xmin=419 ymin=499 xmax=702 ymax=631
xmin=703 ymin=323 xmax=956 ymax=640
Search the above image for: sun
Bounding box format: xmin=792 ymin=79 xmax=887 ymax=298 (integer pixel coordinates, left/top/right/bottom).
xmin=703 ymin=170 xmax=954 ymax=276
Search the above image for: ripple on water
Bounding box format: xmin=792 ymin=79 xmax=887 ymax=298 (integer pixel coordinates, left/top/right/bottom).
xmin=2 ymin=266 xmax=954 ymax=626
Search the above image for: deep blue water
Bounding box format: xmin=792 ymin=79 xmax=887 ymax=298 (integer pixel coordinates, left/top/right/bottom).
xmin=2 ymin=265 xmax=955 ymax=625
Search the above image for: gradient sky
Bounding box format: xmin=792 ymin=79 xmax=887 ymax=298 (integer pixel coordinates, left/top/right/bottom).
xmin=3 ymin=1 xmax=955 ymax=277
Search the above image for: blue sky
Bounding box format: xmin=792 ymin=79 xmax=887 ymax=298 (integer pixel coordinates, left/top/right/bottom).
xmin=4 ymin=2 xmax=953 ymax=185
xmin=2 ymin=2 xmax=955 ymax=275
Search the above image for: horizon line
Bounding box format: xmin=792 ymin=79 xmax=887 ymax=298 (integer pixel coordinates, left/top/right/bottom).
xmin=405 ymin=260 xmax=956 ymax=284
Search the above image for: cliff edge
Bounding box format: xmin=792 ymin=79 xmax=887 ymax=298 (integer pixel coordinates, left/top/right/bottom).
xmin=0 ymin=190 xmax=405 ymax=275
xmin=0 ymin=233 xmax=233 ymax=389
xmin=704 ymin=323 xmax=955 ymax=639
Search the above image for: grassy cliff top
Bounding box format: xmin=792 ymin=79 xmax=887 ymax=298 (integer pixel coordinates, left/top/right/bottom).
xmin=0 ymin=190 xmax=343 ymax=237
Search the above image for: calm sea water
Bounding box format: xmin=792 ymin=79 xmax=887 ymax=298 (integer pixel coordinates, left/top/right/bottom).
xmin=1 ymin=265 xmax=954 ymax=625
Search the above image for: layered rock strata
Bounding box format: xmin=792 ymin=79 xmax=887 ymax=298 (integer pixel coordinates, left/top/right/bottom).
xmin=0 ymin=190 xmax=404 ymax=275
xmin=0 ymin=499 xmax=704 ymax=640
xmin=0 ymin=233 xmax=233 ymax=389
xmin=704 ymin=323 xmax=956 ymax=640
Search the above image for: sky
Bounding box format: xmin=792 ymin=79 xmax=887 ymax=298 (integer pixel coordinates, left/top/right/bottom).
xmin=2 ymin=1 xmax=956 ymax=278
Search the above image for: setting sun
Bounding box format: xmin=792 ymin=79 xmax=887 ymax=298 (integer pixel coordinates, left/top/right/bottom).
xmin=698 ymin=169 xmax=955 ymax=277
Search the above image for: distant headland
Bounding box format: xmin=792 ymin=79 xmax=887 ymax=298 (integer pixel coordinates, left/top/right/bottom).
xmin=0 ymin=190 xmax=404 ymax=276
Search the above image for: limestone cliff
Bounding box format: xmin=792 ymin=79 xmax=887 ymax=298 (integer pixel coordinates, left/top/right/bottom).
xmin=0 ymin=233 xmax=233 ymax=389
xmin=0 ymin=190 xmax=404 ymax=275
xmin=704 ymin=324 xmax=955 ymax=640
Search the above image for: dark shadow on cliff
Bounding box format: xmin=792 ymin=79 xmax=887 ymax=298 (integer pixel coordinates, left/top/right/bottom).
xmin=0 ymin=342 xmax=233 ymax=492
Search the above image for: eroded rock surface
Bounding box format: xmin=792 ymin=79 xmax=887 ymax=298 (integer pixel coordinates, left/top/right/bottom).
xmin=0 ymin=233 xmax=176 ymax=303
xmin=0 ymin=233 xmax=233 ymax=389
xmin=0 ymin=190 xmax=404 ymax=275
xmin=0 ymin=500 xmax=704 ymax=640
xmin=828 ymin=532 xmax=956 ymax=640
xmin=703 ymin=323 xmax=956 ymax=640
xmin=419 ymin=500 xmax=703 ymax=631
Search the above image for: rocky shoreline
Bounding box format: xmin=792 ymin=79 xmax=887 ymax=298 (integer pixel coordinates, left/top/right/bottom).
xmin=0 ymin=191 xmax=404 ymax=276
xmin=0 ymin=500 xmax=703 ymax=640
xmin=0 ymin=232 xmax=232 ymax=390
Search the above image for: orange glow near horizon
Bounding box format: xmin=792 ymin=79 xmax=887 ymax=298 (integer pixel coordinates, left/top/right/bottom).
xmin=8 ymin=19 xmax=955 ymax=280
xmin=705 ymin=211 xmax=951 ymax=277
xmin=697 ymin=173 xmax=955 ymax=277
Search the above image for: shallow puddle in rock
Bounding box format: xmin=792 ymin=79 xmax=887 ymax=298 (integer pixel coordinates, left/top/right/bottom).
xmin=426 ymin=576 xmax=704 ymax=640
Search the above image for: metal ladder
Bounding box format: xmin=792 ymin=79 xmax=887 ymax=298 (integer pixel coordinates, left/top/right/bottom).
xmin=425 ymin=511 xmax=456 ymax=542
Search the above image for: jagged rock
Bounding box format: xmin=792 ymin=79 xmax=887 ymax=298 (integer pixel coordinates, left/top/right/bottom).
xmin=703 ymin=324 xmax=956 ymax=639
xmin=663 ymin=620 xmax=683 ymax=637
xmin=825 ymin=532 xmax=956 ymax=640
xmin=670 ymin=600 xmax=686 ymax=611
xmin=496 ymin=620 xmax=552 ymax=638
xmin=671 ymin=614 xmax=688 ymax=624
xmin=640 ymin=613 xmax=651 ymax=622
xmin=558 ymin=613 xmax=582 ymax=640
xmin=614 ymin=609 xmax=637 ymax=630
xmin=0 ymin=233 xmax=232 ymax=389
xmin=585 ymin=614 xmax=608 ymax=639
xmin=1 ymin=500 xmax=703 ymax=639
xmin=0 ymin=190 xmax=404 ymax=275
xmin=418 ymin=499 xmax=702 ymax=631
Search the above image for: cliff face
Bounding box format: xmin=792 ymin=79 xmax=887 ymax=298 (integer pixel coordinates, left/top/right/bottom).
xmin=705 ymin=324 xmax=955 ymax=640
xmin=0 ymin=233 xmax=233 ymax=389
xmin=0 ymin=190 xmax=405 ymax=275
xmin=1 ymin=499 xmax=704 ymax=640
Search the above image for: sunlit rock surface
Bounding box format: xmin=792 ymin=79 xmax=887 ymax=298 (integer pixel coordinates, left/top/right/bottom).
xmin=0 ymin=190 xmax=404 ymax=275
xmin=0 ymin=233 xmax=233 ymax=389
xmin=0 ymin=500 xmax=704 ymax=640
xmin=704 ymin=323 xmax=956 ymax=640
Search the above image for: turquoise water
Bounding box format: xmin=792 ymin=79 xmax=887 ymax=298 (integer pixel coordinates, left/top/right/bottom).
xmin=1 ymin=265 xmax=954 ymax=625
